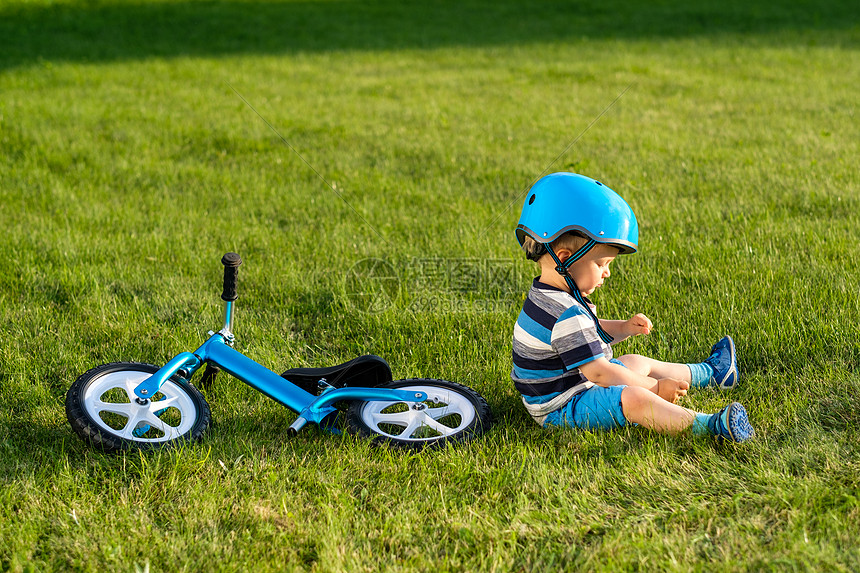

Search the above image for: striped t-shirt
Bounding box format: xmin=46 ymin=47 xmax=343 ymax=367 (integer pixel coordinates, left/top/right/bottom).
xmin=511 ymin=278 xmax=613 ymax=400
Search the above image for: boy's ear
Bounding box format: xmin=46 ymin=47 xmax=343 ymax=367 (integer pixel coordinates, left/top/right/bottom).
xmin=554 ymin=247 xmax=573 ymax=263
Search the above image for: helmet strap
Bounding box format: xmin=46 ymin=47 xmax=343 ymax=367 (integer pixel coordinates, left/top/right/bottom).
xmin=545 ymin=240 xmax=614 ymax=344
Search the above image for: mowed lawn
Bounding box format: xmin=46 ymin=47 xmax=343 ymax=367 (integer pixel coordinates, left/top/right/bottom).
xmin=1 ymin=0 xmax=859 ymax=571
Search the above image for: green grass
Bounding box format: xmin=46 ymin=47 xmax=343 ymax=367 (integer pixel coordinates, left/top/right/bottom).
xmin=1 ymin=0 xmax=859 ymax=570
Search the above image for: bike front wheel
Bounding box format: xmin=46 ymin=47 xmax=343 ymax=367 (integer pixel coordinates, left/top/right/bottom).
xmin=346 ymin=379 xmax=491 ymax=449
xmin=65 ymin=362 xmax=211 ymax=453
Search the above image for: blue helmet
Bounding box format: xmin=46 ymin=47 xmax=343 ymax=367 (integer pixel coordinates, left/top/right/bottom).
xmin=515 ymin=172 xmax=639 ymax=254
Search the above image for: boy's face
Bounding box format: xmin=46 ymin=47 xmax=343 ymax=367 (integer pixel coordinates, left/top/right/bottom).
xmin=566 ymin=243 xmax=619 ymax=295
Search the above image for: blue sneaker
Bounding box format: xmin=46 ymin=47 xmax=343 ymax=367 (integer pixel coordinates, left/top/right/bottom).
xmin=704 ymin=336 xmax=738 ymax=389
xmin=708 ymin=402 xmax=755 ymax=443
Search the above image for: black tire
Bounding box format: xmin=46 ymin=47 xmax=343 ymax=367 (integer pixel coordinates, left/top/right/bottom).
xmin=346 ymin=379 xmax=492 ymax=449
xmin=65 ymin=362 xmax=211 ymax=453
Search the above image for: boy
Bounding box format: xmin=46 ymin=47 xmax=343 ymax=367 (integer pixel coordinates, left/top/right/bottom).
xmin=511 ymin=172 xmax=754 ymax=442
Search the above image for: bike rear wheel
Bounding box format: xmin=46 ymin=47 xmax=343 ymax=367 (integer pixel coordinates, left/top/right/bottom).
xmin=66 ymin=362 xmax=210 ymax=453
xmin=346 ymin=379 xmax=491 ymax=449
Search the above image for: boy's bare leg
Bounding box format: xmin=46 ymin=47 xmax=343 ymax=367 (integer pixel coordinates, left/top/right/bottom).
xmin=617 ymin=354 xmax=692 ymax=381
xmin=620 ymin=386 xmax=697 ymax=434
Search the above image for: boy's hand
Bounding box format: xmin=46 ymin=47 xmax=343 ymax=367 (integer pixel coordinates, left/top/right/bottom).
xmin=625 ymin=313 xmax=653 ymax=336
xmin=656 ymin=378 xmax=689 ymax=403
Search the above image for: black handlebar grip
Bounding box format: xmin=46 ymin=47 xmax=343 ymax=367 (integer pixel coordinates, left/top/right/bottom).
xmin=220 ymin=252 xmax=242 ymax=302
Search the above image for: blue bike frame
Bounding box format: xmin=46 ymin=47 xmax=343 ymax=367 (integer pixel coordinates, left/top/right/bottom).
xmin=131 ymin=299 xmax=427 ymax=435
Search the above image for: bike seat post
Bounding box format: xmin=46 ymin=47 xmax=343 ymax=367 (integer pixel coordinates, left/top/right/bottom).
xmin=219 ymin=253 xmax=242 ymax=345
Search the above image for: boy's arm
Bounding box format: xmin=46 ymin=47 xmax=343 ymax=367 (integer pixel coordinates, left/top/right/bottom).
xmin=599 ymin=313 xmax=653 ymax=344
xmin=579 ymin=357 xmax=688 ymax=403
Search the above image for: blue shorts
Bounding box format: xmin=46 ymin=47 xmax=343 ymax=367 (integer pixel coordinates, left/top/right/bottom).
xmin=543 ymin=358 xmax=629 ymax=430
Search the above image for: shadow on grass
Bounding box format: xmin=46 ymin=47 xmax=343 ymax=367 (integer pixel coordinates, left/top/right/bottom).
xmin=1 ymin=0 xmax=857 ymax=70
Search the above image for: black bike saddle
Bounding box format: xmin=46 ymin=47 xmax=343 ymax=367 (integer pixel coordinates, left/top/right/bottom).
xmin=281 ymin=354 xmax=393 ymax=395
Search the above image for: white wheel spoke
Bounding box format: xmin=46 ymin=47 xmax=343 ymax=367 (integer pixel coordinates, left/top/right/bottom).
xmin=145 ymin=405 xmax=179 ymax=430
xmin=421 ymin=414 xmax=458 ymax=435
xmin=124 ymin=376 xmax=143 ymax=402
xmin=144 ymin=416 xmax=176 ymax=437
xmin=120 ymin=408 xmax=149 ymax=439
xmin=429 ymin=404 xmax=474 ymax=426
xmin=93 ymin=400 xmax=133 ymax=417
xmin=425 ymin=406 xmax=455 ymax=419
xmin=370 ymin=410 xmax=412 ymax=427
xmin=151 ymin=394 xmax=180 ymax=411
xmin=143 ymin=411 xmax=168 ymax=429
xmin=401 ymin=416 xmax=428 ymax=439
